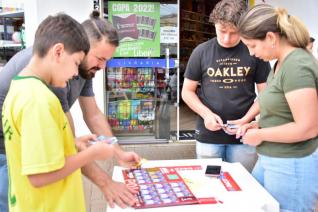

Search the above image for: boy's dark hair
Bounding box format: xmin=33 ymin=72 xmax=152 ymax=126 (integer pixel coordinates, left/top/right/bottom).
xmin=82 ymin=10 xmax=119 ymax=47
xmin=33 ymin=13 xmax=90 ymax=57
xmin=209 ymin=0 xmax=247 ymax=27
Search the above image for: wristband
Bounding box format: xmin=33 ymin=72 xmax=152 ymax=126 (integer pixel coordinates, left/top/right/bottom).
xmin=107 ymin=136 xmax=118 ymax=144
xmin=89 ymin=135 xmax=118 ymax=145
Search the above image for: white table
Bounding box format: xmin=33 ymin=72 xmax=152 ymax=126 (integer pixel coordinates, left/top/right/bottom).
xmin=108 ymin=159 xmax=279 ymax=212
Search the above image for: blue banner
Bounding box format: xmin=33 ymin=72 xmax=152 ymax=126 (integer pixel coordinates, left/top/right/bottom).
xmin=106 ymin=58 xmax=175 ymax=68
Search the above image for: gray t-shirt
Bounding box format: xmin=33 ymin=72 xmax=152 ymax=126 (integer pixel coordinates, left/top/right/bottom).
xmin=0 ymin=47 xmax=94 ymax=154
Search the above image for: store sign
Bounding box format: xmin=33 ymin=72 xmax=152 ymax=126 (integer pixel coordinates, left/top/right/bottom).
xmin=107 ymin=59 xmax=175 ymax=68
xmin=108 ymin=1 xmax=160 ymax=57
xmin=160 ymin=26 xmax=178 ymax=44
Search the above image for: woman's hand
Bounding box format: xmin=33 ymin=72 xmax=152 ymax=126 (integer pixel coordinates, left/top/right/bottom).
xmin=236 ymin=121 xmax=259 ymax=139
xmin=241 ymin=129 xmax=263 ymax=146
xmin=236 ymin=121 xmax=263 ymax=146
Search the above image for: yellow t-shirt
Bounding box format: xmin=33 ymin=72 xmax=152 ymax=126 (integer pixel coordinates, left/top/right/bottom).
xmin=2 ymin=76 xmax=85 ymax=212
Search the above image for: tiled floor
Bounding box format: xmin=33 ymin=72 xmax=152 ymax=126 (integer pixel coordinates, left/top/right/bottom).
xmin=170 ymin=103 xmax=197 ymax=131
xmin=83 ymin=142 xmax=196 ymax=212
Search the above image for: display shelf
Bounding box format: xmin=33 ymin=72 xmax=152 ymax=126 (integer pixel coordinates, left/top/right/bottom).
xmin=180 ymin=10 xmax=215 ymax=38
xmin=182 ymin=18 xmax=214 ymax=25
xmin=106 ymin=67 xmax=167 ymax=136
xmin=180 ymin=39 xmax=196 ymax=43
xmin=107 ymin=99 xmax=156 ymax=134
xmin=0 ymin=10 xmax=24 ymax=62
xmin=0 ymin=43 xmax=21 ymax=48
xmin=180 ymin=9 xmax=215 ymax=67
xmin=0 ymin=10 xmax=24 ymax=18
xmin=181 ymin=28 xmax=215 ymax=35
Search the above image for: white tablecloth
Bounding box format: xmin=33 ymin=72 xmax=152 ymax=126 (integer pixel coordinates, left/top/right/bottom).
xmin=108 ymin=159 xmax=279 ymax=212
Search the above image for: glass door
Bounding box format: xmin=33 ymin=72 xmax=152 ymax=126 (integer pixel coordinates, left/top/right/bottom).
xmin=102 ymin=0 xmax=179 ymax=143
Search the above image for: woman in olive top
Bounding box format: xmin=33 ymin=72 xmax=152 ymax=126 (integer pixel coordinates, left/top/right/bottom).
xmin=237 ymin=4 xmax=318 ymax=212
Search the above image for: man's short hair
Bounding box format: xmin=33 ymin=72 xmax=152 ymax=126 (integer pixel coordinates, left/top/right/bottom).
xmin=33 ymin=13 xmax=90 ymax=57
xmin=209 ymin=0 xmax=247 ymax=27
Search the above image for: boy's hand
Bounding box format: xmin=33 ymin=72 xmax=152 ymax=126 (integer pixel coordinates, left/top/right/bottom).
xmin=89 ymin=142 xmax=115 ymax=161
xmin=75 ymin=134 xmax=97 ymax=151
xmin=134 ymin=158 xmax=147 ymax=169
xmin=115 ymin=149 xmax=141 ymax=168
xmin=90 ymin=135 xmax=118 ymax=145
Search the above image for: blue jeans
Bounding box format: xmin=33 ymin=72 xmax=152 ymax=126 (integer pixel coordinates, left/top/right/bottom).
xmin=0 ymin=154 xmax=8 ymax=212
xmin=196 ymin=141 xmax=257 ymax=172
xmin=253 ymin=148 xmax=318 ymax=212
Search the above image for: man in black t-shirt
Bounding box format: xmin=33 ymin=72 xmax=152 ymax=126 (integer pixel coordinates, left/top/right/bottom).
xmin=182 ymin=0 xmax=271 ymax=172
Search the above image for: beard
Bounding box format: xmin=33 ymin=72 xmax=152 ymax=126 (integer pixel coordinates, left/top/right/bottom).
xmin=78 ymin=61 xmax=98 ymax=80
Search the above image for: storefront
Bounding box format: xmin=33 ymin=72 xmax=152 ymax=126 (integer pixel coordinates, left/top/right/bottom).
xmin=101 ymin=0 xmax=179 ymax=143
xmin=98 ymin=0 xmax=226 ymax=143
xmin=3 ymin=0 xmax=317 ymax=143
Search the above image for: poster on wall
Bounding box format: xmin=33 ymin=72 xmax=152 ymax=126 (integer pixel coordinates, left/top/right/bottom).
xmin=108 ymin=1 xmax=160 ymax=57
xmin=160 ymin=26 xmax=178 ymax=44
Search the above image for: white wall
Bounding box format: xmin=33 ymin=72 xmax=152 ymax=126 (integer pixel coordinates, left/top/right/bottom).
xmin=255 ymin=0 xmax=318 ymax=57
xmin=72 ymin=70 xmax=105 ymax=136
xmin=24 ymin=0 xmax=93 ymax=46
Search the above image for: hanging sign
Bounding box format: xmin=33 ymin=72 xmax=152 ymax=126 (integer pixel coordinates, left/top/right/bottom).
xmin=108 ymin=1 xmax=160 ymax=57
xmin=107 ymin=58 xmax=175 ymax=68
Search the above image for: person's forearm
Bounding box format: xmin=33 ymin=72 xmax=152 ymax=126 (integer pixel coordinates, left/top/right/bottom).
xmin=81 ymin=161 xmax=111 ymax=188
xmin=28 ymin=149 xmax=96 ymax=187
xmin=258 ymin=122 xmax=317 ymax=143
xmin=84 ymin=110 xmax=113 ymax=136
xmin=113 ymin=144 xmax=129 ymax=162
xmin=241 ymin=101 xmax=260 ymax=123
xmin=182 ymin=90 xmax=213 ymax=118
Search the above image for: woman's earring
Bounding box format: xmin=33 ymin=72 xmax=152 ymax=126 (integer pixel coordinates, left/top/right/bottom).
xmin=271 ymin=43 xmax=275 ymax=48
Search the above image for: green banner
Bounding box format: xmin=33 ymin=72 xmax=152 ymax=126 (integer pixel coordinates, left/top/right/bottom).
xmin=108 ymin=1 xmax=160 ymax=57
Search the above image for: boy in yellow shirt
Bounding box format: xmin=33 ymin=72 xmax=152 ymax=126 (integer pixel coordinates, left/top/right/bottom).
xmin=2 ymin=13 xmax=116 ymax=211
